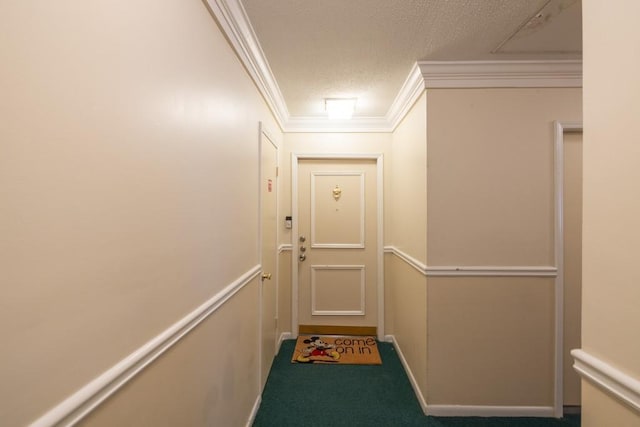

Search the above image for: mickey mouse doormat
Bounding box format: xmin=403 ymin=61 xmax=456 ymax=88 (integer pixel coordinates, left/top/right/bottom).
xmin=291 ymin=335 xmax=382 ymax=365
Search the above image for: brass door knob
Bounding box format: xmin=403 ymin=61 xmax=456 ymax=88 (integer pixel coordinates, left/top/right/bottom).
xmin=261 ymin=273 xmax=272 ymax=280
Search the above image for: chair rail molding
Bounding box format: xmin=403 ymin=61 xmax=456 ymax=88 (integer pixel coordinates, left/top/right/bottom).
xmin=30 ymin=265 xmax=262 ymax=427
xmin=572 ymin=349 xmax=640 ymax=413
xmin=384 ymin=246 xmax=557 ymax=277
xmin=278 ymin=244 xmax=293 ymax=253
xmin=384 ymin=246 xmax=427 ymax=274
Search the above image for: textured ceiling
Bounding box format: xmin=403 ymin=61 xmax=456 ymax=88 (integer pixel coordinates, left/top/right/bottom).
xmin=241 ymin=0 xmax=582 ymax=118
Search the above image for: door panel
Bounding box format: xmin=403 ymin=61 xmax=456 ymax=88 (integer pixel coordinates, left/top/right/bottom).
xmin=311 ymin=172 xmax=364 ymax=247
xmin=298 ymin=159 xmax=377 ymax=329
xmin=260 ymin=130 xmax=277 ymax=388
xmin=311 ymin=265 xmax=365 ymax=315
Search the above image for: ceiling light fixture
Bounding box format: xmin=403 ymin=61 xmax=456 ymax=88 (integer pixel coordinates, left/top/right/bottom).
xmin=325 ymin=98 xmax=357 ymax=120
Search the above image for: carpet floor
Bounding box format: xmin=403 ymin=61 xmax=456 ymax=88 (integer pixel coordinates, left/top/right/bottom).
xmin=253 ymin=339 xmax=580 ymax=427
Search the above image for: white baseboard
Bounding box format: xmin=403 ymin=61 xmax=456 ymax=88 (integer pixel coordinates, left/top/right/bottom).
xmin=562 ymin=405 xmax=581 ymax=415
xmin=245 ymin=395 xmax=261 ymax=427
xmin=384 ymin=334 xmax=428 ymax=415
xmin=385 ymin=334 xmax=557 ymax=419
xmin=30 ymin=265 xmax=262 ymax=427
xmin=426 ymin=405 xmax=555 ymax=417
xmin=277 ymin=332 xmax=292 ymax=354
xmin=572 ymin=348 xmax=640 ymax=413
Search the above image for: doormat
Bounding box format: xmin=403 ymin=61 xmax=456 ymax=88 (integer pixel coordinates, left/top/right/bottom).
xmin=291 ymin=335 xmax=382 ymax=365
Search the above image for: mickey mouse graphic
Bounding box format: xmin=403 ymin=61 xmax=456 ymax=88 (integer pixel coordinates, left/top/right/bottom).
xmin=295 ymin=336 xmax=341 ymax=363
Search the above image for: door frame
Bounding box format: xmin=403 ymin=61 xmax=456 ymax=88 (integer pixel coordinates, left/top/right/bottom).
xmin=258 ymin=122 xmax=279 ymax=391
xmin=553 ymin=120 xmax=583 ymax=417
xmin=291 ymin=153 xmax=384 ymax=341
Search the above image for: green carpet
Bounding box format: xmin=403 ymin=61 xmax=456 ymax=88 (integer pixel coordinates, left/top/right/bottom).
xmin=253 ymin=339 xmax=580 ymax=427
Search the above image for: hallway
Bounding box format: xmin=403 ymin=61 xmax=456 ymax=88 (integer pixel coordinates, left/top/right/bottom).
xmin=2 ymin=1 xmax=640 ymax=426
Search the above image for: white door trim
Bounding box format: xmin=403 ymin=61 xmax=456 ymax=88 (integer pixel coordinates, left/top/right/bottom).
xmin=291 ymin=153 xmax=384 ymax=340
xmin=553 ymin=120 xmax=583 ymax=417
xmin=258 ymin=122 xmax=280 ymax=392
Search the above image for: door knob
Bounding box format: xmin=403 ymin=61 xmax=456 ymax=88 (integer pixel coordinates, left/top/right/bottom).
xmin=261 ymin=273 xmax=272 ymax=280
xmin=299 ymin=253 xmax=306 ymax=262
xmin=299 ymin=235 xmax=306 ymax=242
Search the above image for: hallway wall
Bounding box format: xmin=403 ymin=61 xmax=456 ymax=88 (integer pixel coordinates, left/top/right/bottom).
xmin=425 ymin=88 xmax=582 ymax=410
xmin=389 ymin=92 xmax=428 ymax=263
xmin=0 ymin=1 xmax=280 ymax=425
xmin=426 ymin=88 xmax=581 ymax=266
xmin=386 ymin=91 xmax=429 ymax=404
xmin=581 ymin=1 xmax=640 ymax=425
xmin=383 ymin=87 xmax=582 ymax=413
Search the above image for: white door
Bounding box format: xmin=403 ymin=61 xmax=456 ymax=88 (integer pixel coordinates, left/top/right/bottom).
xmin=296 ymin=159 xmax=378 ymax=333
xmin=260 ymin=128 xmax=278 ymax=388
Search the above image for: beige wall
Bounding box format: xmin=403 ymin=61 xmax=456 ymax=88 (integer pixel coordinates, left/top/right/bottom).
xmin=389 ymin=92 xmax=428 ymax=262
xmin=386 ymin=93 xmax=429 ymax=401
xmin=426 ymin=88 xmax=582 ymax=266
xmin=427 ymin=277 xmax=555 ymax=406
xmin=582 ymin=382 xmax=639 ymax=427
xmin=0 ymin=1 xmax=280 ymax=425
xmin=581 ymin=0 xmax=640 ymax=424
xmin=386 ymin=254 xmax=428 ymax=397
xmin=425 ymin=87 xmax=581 ymax=408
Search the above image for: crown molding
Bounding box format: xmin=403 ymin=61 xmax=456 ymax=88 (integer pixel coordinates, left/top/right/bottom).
xmin=418 ymin=60 xmax=582 ymax=89
xmin=205 ymin=0 xmax=289 ymax=130
xmin=278 ymin=59 xmax=582 ymax=132
xmin=207 ymin=2 xmax=582 ymax=133
xmin=386 ymin=63 xmax=426 ymax=131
